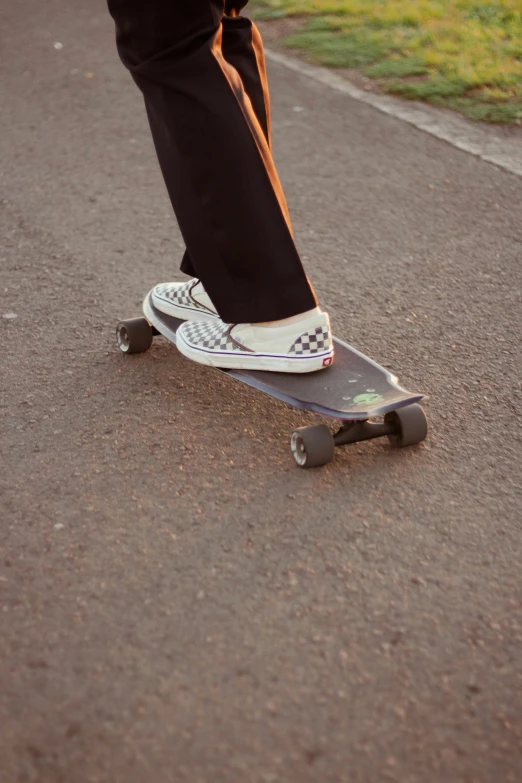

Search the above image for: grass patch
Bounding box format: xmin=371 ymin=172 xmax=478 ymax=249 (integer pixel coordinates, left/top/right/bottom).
xmin=254 ymin=0 xmax=522 ymax=123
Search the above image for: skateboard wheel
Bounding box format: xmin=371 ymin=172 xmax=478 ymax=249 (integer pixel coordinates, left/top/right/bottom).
xmin=291 ymin=425 xmax=335 ymax=468
xmin=384 ymin=403 xmax=428 ymax=447
xmin=116 ymin=318 xmax=153 ymax=355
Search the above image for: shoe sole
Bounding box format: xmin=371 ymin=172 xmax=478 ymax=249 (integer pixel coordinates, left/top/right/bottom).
xmin=152 ymin=291 xmax=219 ymax=323
xmin=177 ymin=330 xmax=334 ymax=373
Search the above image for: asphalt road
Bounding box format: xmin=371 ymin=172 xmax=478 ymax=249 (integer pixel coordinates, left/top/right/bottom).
xmin=1 ymin=2 xmax=521 ymax=782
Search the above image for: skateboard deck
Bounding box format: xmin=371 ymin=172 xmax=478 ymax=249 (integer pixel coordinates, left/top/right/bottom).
xmin=142 ymin=293 xmax=423 ymax=421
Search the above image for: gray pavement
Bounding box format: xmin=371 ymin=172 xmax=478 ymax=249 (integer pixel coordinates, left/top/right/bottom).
xmin=1 ymin=2 xmax=521 ymax=782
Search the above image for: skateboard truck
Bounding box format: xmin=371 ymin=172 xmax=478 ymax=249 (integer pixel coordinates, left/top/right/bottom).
xmin=290 ymin=404 xmax=427 ymax=468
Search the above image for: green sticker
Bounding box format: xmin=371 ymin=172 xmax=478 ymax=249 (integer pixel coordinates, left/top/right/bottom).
xmin=353 ymin=393 xmax=383 ymax=405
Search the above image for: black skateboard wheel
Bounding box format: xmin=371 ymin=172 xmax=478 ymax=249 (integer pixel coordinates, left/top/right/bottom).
xmin=291 ymin=425 xmax=335 ymax=468
xmin=116 ymin=318 xmax=153 ymax=355
xmin=384 ymin=403 xmax=428 ymax=447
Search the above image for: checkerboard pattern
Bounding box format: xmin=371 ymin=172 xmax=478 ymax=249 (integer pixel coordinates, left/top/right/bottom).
xmin=288 ymin=326 xmax=331 ymax=355
xmin=155 ymin=281 xmax=193 ymax=306
xmin=153 ymin=280 xmax=217 ymax=316
xmin=181 ymin=321 xmax=244 ymax=353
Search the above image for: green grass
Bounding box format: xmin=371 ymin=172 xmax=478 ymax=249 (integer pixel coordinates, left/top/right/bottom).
xmin=254 ymin=0 xmax=522 ymax=123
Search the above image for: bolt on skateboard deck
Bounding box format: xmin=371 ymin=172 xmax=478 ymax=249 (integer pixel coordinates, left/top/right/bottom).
xmin=116 ymin=293 xmax=428 ymax=467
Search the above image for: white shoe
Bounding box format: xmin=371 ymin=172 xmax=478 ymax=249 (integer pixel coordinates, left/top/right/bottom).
xmin=176 ymin=312 xmax=334 ymax=373
xmin=151 ymin=279 xmax=219 ymax=323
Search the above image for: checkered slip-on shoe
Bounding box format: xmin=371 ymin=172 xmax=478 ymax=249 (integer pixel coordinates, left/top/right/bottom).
xmin=151 ymin=279 xmax=219 ymax=323
xmin=176 ymin=312 xmax=334 ymax=373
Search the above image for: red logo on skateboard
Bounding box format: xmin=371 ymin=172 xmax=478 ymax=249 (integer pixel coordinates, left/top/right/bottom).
xmin=323 ymin=357 xmax=333 ymax=367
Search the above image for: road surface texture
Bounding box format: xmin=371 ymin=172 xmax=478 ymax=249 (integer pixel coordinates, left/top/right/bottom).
xmin=1 ymin=2 xmax=521 ymax=782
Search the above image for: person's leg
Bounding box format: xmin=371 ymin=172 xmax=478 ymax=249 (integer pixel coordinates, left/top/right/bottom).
xmin=180 ymin=2 xmax=272 ymax=277
xmin=107 ymin=0 xmax=317 ymax=324
xmin=222 ymin=4 xmax=271 ymax=146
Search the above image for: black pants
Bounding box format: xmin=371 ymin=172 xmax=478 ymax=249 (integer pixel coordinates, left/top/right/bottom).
xmin=107 ymin=0 xmax=317 ymax=323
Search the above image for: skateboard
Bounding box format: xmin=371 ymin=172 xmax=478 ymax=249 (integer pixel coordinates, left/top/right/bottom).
xmin=116 ymin=293 xmax=428 ymax=468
